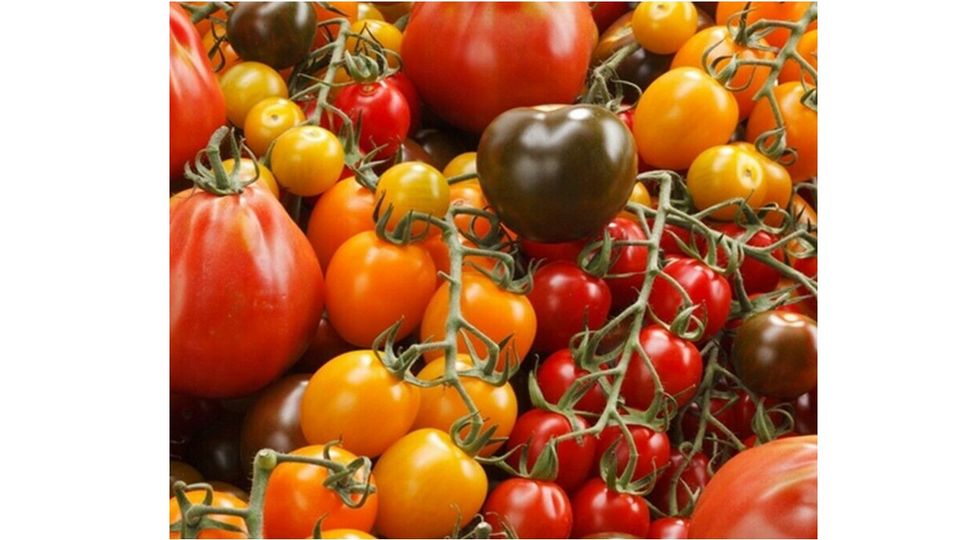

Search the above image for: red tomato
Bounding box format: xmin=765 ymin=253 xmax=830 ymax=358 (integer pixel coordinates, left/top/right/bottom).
xmin=602 ymin=217 xmax=651 ymax=311
xmin=520 ymin=238 xmax=588 ymax=264
xmin=651 ymin=450 xmax=711 ymax=514
xmin=528 ymin=261 xmax=612 ymax=352
xmin=647 ymin=517 xmax=690 ymax=539
xmin=402 ymin=2 xmax=597 ymax=133
xmin=649 ymin=258 xmax=732 ymax=340
xmin=536 ymin=349 xmax=607 ymax=414
xmin=506 ymin=409 xmax=598 ymax=493
xmin=710 ymin=223 xmax=785 ymax=295
xmin=571 ymin=478 xmax=650 ymax=538
xmin=656 ymin=222 xmax=695 ymax=259
xmin=623 ymin=326 xmax=703 ymax=410
xmin=171 ymin=183 xmax=324 ymax=398
xmin=591 ymin=2 xmax=631 ymax=33
xmin=483 ymin=479 xmax=573 ymax=539
xmin=595 ymin=425 xmax=671 ymax=483
xmin=170 ymin=4 xmax=225 ymax=179
xmin=331 ymin=81 xmax=410 ymax=159
xmin=384 ymin=72 xmax=422 ymax=130
xmin=688 ymin=436 xmax=817 ymax=538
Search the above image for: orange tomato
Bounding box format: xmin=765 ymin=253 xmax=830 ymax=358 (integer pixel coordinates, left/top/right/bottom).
xmin=323 ymin=530 xmax=376 ymax=540
xmin=201 ymin=21 xmax=240 ymax=73
xmin=449 ymin=179 xmax=493 ymax=238
xmin=313 ymin=2 xmax=360 ymax=48
xmin=618 ymin=182 xmax=653 ymax=221
xmin=686 ymin=145 xmax=767 ymax=221
xmin=746 ymin=82 xmax=817 ymax=182
xmin=170 ymin=490 xmax=248 ymax=539
xmin=715 ymin=2 xmax=814 ymax=47
xmin=730 ymin=142 xmax=793 ymax=226
xmin=780 ymin=29 xmax=817 ymax=84
xmin=306 ymin=177 xmax=376 ymax=270
xmin=631 ymin=1 xmax=698 ymax=54
xmin=345 ymin=19 xmax=404 ymax=68
xmin=422 ymin=233 xmax=500 ymax=283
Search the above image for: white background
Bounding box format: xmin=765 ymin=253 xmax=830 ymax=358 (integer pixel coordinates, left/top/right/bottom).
xmin=1 ymin=1 xmax=957 ymax=538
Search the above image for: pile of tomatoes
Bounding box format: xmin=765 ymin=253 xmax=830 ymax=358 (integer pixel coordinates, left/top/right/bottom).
xmin=170 ymin=2 xmax=817 ymax=539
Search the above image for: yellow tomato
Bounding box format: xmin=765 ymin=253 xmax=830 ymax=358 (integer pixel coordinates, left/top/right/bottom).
xmin=375 ymin=162 xmax=450 ymax=236
xmin=631 ymin=2 xmax=698 ymax=54
xmin=242 ymin=97 xmax=305 ymax=157
xmin=686 ymin=145 xmax=767 ymax=221
xmin=219 ymin=61 xmax=288 ymax=127
xmin=270 ymin=126 xmax=345 ymax=196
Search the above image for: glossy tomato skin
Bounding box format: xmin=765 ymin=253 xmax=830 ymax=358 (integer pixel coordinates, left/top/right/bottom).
xmin=373 ymin=429 xmax=488 ymax=538
xmin=651 ymin=450 xmax=711 ymax=514
xmin=747 ymin=82 xmax=818 ymax=181
xmin=649 ymin=258 xmax=732 ymax=340
xmin=647 ymin=517 xmax=690 ymax=539
xmin=483 ymin=478 xmax=573 ymax=539
xmin=170 ymin=4 xmax=225 ymax=179
xmin=536 ymin=349 xmax=607 ymax=414
xmin=792 ymin=389 xmax=818 ymax=435
xmin=506 ymin=409 xmax=597 ymax=493
xmin=331 ymin=81 xmax=411 ymax=158
xmin=403 ymin=2 xmax=597 ymax=133
xmin=595 ymin=425 xmax=671 ymax=483
xmin=227 ymin=1 xmax=316 ymax=69
xmin=171 ymin=186 xmax=324 ymax=398
xmin=712 ymin=223 xmax=785 ymax=294
xmin=591 ymin=2 xmax=630 ymax=33
xmin=384 ymin=72 xmax=422 ymax=129
xmin=529 ymin=261 xmax=612 ymax=352
xmin=571 ymin=478 xmax=650 ymax=538
xmin=733 ymin=311 xmax=818 ymax=399
xmin=306 ymin=177 xmax=376 ymax=270
xmin=263 ymin=445 xmax=378 ymax=538
xmin=603 ymin=217 xmax=651 ymax=311
xmin=478 ymin=105 xmax=637 ymax=243
xmin=623 ymin=326 xmax=703 ymax=410
xmin=239 ymin=374 xmax=309 ymax=469
xmin=521 ymin=238 xmax=588 ymax=264
xmin=688 ymin=436 xmax=817 ymax=538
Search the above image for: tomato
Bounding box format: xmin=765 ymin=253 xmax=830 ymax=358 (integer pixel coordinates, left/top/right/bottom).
xmin=357 ymin=3 xmax=384 ymax=21
xmin=679 ymin=392 xmax=753 ymax=442
xmin=201 ymin=20 xmax=240 ymax=74
xmin=521 ymin=238 xmax=588 ymax=264
xmin=239 ymin=374 xmax=309 ymax=469
xmin=227 ymin=1 xmax=316 ymax=69
xmin=623 ymin=326 xmax=703 ymax=410
xmin=708 ymin=223 xmax=785 ymax=294
xmin=792 ymin=389 xmax=817 ymax=435
xmin=592 ymin=2 xmax=630 ymax=33
xmin=595 ymin=425 xmax=671 ymax=482
xmin=420 ymin=271 xmax=537 ymax=370
xmin=323 ymin=530 xmax=375 ymax=540
xmin=383 ymin=72 xmax=422 ymax=130
xmin=170 ymin=461 xmax=204 ymax=497
xmin=619 ymin=182 xmax=653 ymax=220
xmin=633 ymin=68 xmax=739 ymax=170
xmin=528 ymin=261 xmax=612 ymax=353
xmin=373 ymin=428 xmax=488 ymax=538
xmin=478 ymin=104 xmax=637 ymax=242
xmin=571 ymin=478 xmax=650 ymax=538
xmin=170 ymin=4 xmax=226 ymax=180
xmin=171 ymin=168 xmax=324 ymax=398
xmin=219 ymin=62 xmax=288 ymax=127
xmin=422 ymin=232 xmax=499 ymax=282
xmin=300 ymin=350 xmax=420 ymax=457
xmin=781 ymin=29 xmax=818 ymax=84
xmin=326 ymin=231 xmax=437 ymax=347
xmin=171 ymin=394 xmax=223 ymax=458
xmin=728 ymin=141 xmax=793 ymax=225
xmin=293 ymin=314 xmax=354 ymax=373
xmin=374 ymin=161 xmax=449 ymax=236
xmin=448 ymin=177 xmax=494 ymax=238
xmin=631 ymin=2 xmax=698 ymax=54
xmin=413 ymin=355 xmax=517 ymax=457
xmin=185 ymin=414 xmax=246 ymax=487
xmin=650 ymin=450 xmax=711 ymax=514
xmin=312 ymin=2 xmax=359 ymax=48
xmin=746 ymin=82 xmax=818 ymax=181
xmin=331 ymin=81 xmax=411 ymax=158
xmin=483 ymin=479 xmax=573 ymax=539
xmin=206 ymin=158 xmax=279 ymax=198
xmin=601 ymin=217 xmax=651 ymax=312
xmin=345 ymin=19 xmax=403 ymax=68
xmin=649 ymin=258 xmax=732 ymax=340
xmin=263 ymin=444 xmax=378 ymax=538
xmin=242 ymin=97 xmax=305 ymax=158
xmin=656 ymin=222 xmax=695 ymax=259
xmin=270 ymin=125 xmax=345 ymax=196
xmin=686 ymin=145 xmax=767 ymax=221
xmin=411 ymin=127 xmax=471 ymax=170
xmin=715 ymin=2 xmax=814 ymax=48
xmin=506 ymin=409 xmax=597 ymax=493
xmin=170 ymin=489 xmax=248 ymax=539
xmin=306 ymin=177 xmax=376 ymax=270
xmin=672 ymin=26 xmax=774 ymax=120
xmin=403 ymin=2 xmax=597 ymax=133
xmin=647 ymin=517 xmax=690 ymax=539
xmin=537 ymin=349 xmax=607 ymax=414
xmin=688 ymin=436 xmax=817 ymax=538
xmin=733 ymin=311 xmax=817 ymax=399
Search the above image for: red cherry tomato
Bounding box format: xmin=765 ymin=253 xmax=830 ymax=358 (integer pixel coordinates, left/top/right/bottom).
xmin=483 ymin=478 xmax=573 ymax=539
xmin=528 ymin=261 xmax=612 ymax=352
xmin=651 ymin=451 xmax=712 ymax=514
xmin=506 ymin=409 xmax=597 ymax=493
xmin=623 ymin=326 xmax=703 ymax=410
xmin=649 ymin=258 xmax=732 ymax=340
xmin=571 ymin=477 xmax=650 ymax=538
xmin=520 ymin=238 xmax=588 ymax=264
xmin=383 ymin=72 xmax=422 ymax=130
xmin=602 ymin=217 xmax=651 ymax=312
xmin=647 ymin=517 xmax=690 ymax=539
xmin=536 ymin=349 xmax=607 ymax=414
xmin=595 ymin=425 xmax=671 ymax=483
xmin=711 ymin=223 xmax=785 ymax=294
xmin=331 ymin=81 xmax=410 ymax=158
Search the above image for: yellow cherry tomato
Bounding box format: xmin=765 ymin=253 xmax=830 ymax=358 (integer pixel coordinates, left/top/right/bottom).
xmin=618 ymin=181 xmax=653 ymax=220
xmin=219 ymin=61 xmax=288 ymax=127
xmin=356 ymin=3 xmax=384 ymax=21
xmin=242 ymin=97 xmax=305 ymax=157
xmin=270 ymin=126 xmax=345 ymax=196
xmin=375 ymin=161 xmax=450 ymax=236
xmin=345 ymin=19 xmax=403 ymax=68
xmin=730 ymin=142 xmax=793 ymax=226
xmin=687 ymin=145 xmax=767 ymax=221
xmin=631 ymin=2 xmax=699 ymax=54
xmin=442 ymin=152 xmax=478 ymax=178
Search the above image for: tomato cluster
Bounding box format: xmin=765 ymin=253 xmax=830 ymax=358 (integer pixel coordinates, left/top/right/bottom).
xmin=170 ymin=2 xmax=818 ymax=539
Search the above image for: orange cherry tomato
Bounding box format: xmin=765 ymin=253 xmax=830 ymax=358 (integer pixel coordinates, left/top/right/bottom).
xmin=780 ymin=29 xmax=817 ymax=84
xmin=313 ymin=2 xmax=360 ymax=48
xmin=306 ymin=177 xmax=376 ymax=270
xmin=422 ymin=233 xmax=500 ymax=283
xmin=345 ymin=19 xmax=404 ymax=68
xmin=730 ymin=142 xmax=793 ymax=226
xmin=169 ymin=489 xmax=248 ymax=539
xmin=618 ymin=181 xmax=653 ymax=221
xmin=374 ymin=161 xmax=450 ymax=237
xmin=746 ymin=82 xmax=817 ymax=182
xmin=715 ymin=2 xmax=814 ymax=47
xmin=201 ymin=20 xmax=240 ymax=73
xmin=631 ymin=2 xmax=698 ymax=54
xmin=449 ymin=179 xmax=493 ymax=238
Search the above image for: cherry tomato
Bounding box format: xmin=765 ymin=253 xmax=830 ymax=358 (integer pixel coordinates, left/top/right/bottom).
xmin=633 ymin=68 xmax=738 ymax=170
xmin=311 ymin=2 xmax=360 ymax=48
xmin=323 ymin=530 xmax=375 ymax=540
xmin=528 ymin=261 xmax=612 ymax=352
xmin=292 ymin=314 xmax=354 ymax=373
xmin=217 ymin=158 xmax=279 ymax=198
xmin=647 ymin=517 xmax=690 ymax=539
xmin=781 ymin=29 xmax=818 ymax=84
xmin=631 ymin=2 xmax=698 ymax=54
xmin=374 ymin=161 xmax=449 ymax=236
xmin=306 ymin=177 xmax=376 ymax=270
xmin=300 ymin=350 xmax=421 ymax=457
xmin=521 ymin=238 xmax=588 ymax=264
xmin=413 ymin=355 xmax=517 ymax=457
xmin=263 ymin=445 xmax=378 ymax=538
xmin=746 ymin=82 xmax=818 ymax=182
xmin=733 ymin=311 xmax=817 ymax=399
xmin=618 ymin=182 xmax=653 ymax=221
xmin=170 ymin=461 xmax=204 ymax=497
xmin=384 ymin=72 xmax=422 ymax=129
xmin=792 ymin=389 xmax=818 ymax=435
xmin=227 ymin=1 xmax=316 ymax=69
xmin=201 ymin=20 xmax=241 ymax=74
xmin=595 ymin=425 xmax=671 ymax=482
xmin=420 ymin=271 xmax=537 ymax=371
xmin=506 ymin=409 xmax=597 ymax=493
xmin=270 ymin=125 xmax=345 ymax=196
xmin=483 ymin=478 xmax=573 ymax=539
xmin=715 ymin=2 xmax=814 ymax=47
xmin=345 ymin=19 xmax=403 ymax=68
xmin=239 ymin=374 xmax=309 ymax=469
xmin=649 ymin=258 xmax=732 ymax=340
xmin=325 ymin=231 xmax=437 ymax=347
xmin=170 ymin=489 xmax=248 ymax=539
xmin=729 ymin=142 xmax=793 ymax=226
xmin=650 ymin=450 xmax=711 ymax=514
xmin=185 ymin=414 xmax=246 ymax=488
xmin=536 ymin=349 xmax=607 ymax=414
xmin=571 ymin=478 xmax=650 ymax=538
xmin=711 ymin=223 xmax=785 ymax=294
xmin=219 ymin=61 xmax=288 ymax=127
xmin=373 ymin=428 xmax=488 ymax=538
xmin=686 ymin=145 xmax=767 ymax=221
xmin=602 ymin=217 xmax=651 ymax=312
xmin=623 ymin=326 xmax=703 ymax=410
xmin=448 ymin=178 xmax=494 ymax=238
xmin=357 ymin=3 xmax=384 ymax=21
xmin=331 ymin=81 xmax=411 ymax=158
xmin=243 ymin=97 xmax=305 ymax=157
xmin=421 ymin=231 xmax=499 ymax=282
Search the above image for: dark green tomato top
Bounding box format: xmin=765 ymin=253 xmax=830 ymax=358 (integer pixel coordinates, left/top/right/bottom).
xmin=227 ymin=2 xmax=316 ymax=70
xmin=477 ymin=104 xmax=638 ymax=243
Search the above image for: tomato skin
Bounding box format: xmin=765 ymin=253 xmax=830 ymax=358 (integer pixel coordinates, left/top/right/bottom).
xmin=263 ymin=445 xmax=378 ymax=538
xmin=595 ymin=425 xmax=671 ymax=483
xmin=293 ymin=314 xmax=354 ymax=373
xmin=792 ymin=389 xmax=817 ymax=435
xmin=374 ymin=161 xmax=450 ymax=236
xmin=322 ymin=530 xmax=375 ymax=540
xmin=781 ymin=30 xmax=818 ymax=84
xmin=448 ymin=179 xmax=494 ymax=238
xmin=623 ymin=326 xmax=703 ymax=410
xmin=521 ymin=238 xmax=588 ymax=264
xmin=536 ymin=349 xmax=607 ymax=414
xmin=403 ymin=2 xmax=597 ymax=133
xmin=686 ymin=145 xmax=768 ymax=221
xmin=373 ymin=428 xmax=488 ymax=538
xmin=306 ymin=177 xmax=375 ymax=270
xmin=631 ymin=2 xmax=698 ymax=55
xmin=602 ymin=217 xmax=651 ymax=312
xmin=571 ymin=478 xmax=650 ymax=538
xmin=728 ymin=142 xmax=793 ymax=226
xmin=688 ymin=436 xmax=817 ymax=538
xmin=171 ymin=187 xmax=324 ymax=399
xmin=506 ymin=409 xmax=597 ymax=493
xmin=219 ymin=61 xmax=288 ymax=127
xmin=239 ymin=374 xmax=309 ymax=470
xmin=650 ymin=450 xmax=711 ymax=513
xmin=383 ymin=72 xmax=422 ymax=130
xmin=345 ymin=19 xmax=403 ymax=68
xmin=647 ymin=517 xmax=690 ymax=539
xmin=591 ymin=2 xmax=630 ymax=32
xmin=649 ymin=258 xmax=732 ymax=340
xmin=271 ymin=125 xmax=345 ymax=197
xmin=170 ymin=4 xmax=226 ymax=180
xmin=528 ymin=261 xmax=612 ymax=353
xmin=711 ymin=223 xmax=785 ymax=294
xmin=715 ymin=2 xmax=814 ymax=47
xmin=170 ymin=489 xmax=248 ymax=539
xmin=733 ymin=311 xmax=817 ymax=399
xmin=747 ymin=82 xmax=818 ymax=182
xmin=331 ymin=81 xmax=411 ymax=158
xmin=633 ymin=68 xmax=739 ymax=170
xmin=483 ymin=479 xmax=573 ymax=539
xmin=243 ymin=97 xmax=305 ymax=158
xmin=300 ymin=350 xmax=420 ymax=457
xmin=227 ymin=1 xmax=316 ymax=69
